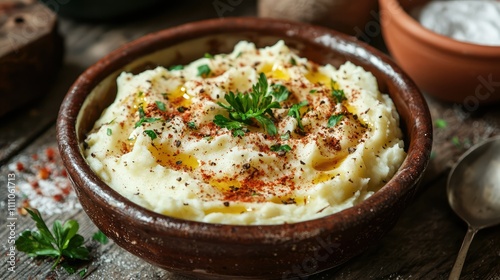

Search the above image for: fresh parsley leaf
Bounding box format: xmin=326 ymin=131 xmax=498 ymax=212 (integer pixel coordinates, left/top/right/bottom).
xmin=214 ymin=73 xmax=281 ymax=136
xmin=106 ymin=128 xmax=112 ymax=136
xmin=169 ymin=65 xmax=184 ymax=71
xmin=232 ymin=129 xmax=246 ymax=137
xmin=213 ymin=115 xmax=246 ymax=136
xmin=197 ymin=64 xmax=211 ymax=77
xmin=204 ymin=53 xmax=214 ymax=59
xmin=155 ymin=101 xmax=166 ymax=112
xmin=270 ymin=143 xmax=292 ymax=152
xmin=92 ymin=231 xmax=109 ymax=245
xmin=309 ymin=89 xmax=317 ymax=94
xmin=252 ymin=72 xmax=270 ymax=101
xmin=328 ymin=114 xmax=344 ymax=127
xmin=331 ymin=80 xmax=346 ymax=103
xmin=288 ymin=100 xmax=309 ymax=130
xmin=290 ymin=57 xmax=297 ymax=66
xmin=15 ymin=208 xmax=89 ymax=271
xmin=144 ymin=130 xmax=157 ymax=140
xmin=255 ymin=115 xmax=278 ymax=136
xmin=269 ymin=84 xmax=290 ymax=102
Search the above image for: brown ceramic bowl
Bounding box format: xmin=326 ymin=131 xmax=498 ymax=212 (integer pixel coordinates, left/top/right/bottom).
xmin=379 ymin=0 xmax=500 ymax=104
xmin=56 ymin=17 xmax=432 ymax=279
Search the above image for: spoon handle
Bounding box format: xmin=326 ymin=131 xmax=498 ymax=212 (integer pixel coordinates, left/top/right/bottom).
xmin=449 ymin=226 xmax=478 ymax=280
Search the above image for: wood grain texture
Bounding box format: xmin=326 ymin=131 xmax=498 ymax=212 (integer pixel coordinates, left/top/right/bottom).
xmin=1 ymin=0 xmax=500 ymax=279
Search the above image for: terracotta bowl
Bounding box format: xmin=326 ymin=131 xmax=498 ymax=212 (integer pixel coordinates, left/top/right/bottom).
xmin=379 ymin=0 xmax=500 ymax=104
xmin=56 ymin=17 xmax=432 ymax=279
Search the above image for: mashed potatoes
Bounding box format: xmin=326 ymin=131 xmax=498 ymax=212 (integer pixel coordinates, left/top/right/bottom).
xmin=84 ymin=41 xmax=406 ymax=225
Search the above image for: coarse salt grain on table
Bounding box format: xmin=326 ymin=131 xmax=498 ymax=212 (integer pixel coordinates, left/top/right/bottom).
xmin=8 ymin=145 xmax=81 ymax=215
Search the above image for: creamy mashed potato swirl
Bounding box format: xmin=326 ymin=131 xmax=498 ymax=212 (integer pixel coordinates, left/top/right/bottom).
xmin=84 ymin=41 xmax=406 ymax=225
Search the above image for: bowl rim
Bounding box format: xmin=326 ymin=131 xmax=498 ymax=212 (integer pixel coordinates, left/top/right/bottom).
xmin=56 ymin=16 xmax=432 ymax=242
xmin=379 ymin=0 xmax=500 ymax=57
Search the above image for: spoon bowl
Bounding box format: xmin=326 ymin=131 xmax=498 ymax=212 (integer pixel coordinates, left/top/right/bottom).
xmin=447 ymin=136 xmax=500 ymax=279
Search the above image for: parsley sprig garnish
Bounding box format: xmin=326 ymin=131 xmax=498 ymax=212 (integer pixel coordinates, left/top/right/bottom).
xmin=16 ymin=208 xmax=90 ymax=271
xmin=214 ymin=73 xmax=288 ymax=136
xmin=288 ymin=100 xmax=309 ymax=130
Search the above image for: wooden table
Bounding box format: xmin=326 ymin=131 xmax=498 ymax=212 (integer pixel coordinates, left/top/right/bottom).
xmin=1 ymin=1 xmax=499 ymax=279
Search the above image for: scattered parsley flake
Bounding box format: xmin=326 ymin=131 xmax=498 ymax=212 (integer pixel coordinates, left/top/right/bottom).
xmin=332 ymin=89 xmax=346 ymax=103
xmin=135 ymin=117 xmax=161 ymax=128
xmin=328 ymin=114 xmax=344 ymax=127
xmin=155 ymin=101 xmax=166 ymax=112
xmin=138 ymin=105 xmax=145 ymax=118
xmin=144 ymin=130 xmax=157 ymax=140
xmin=197 ymin=64 xmax=211 ymax=77
xmin=281 ymin=131 xmax=291 ymax=140
xmin=187 ymin=121 xmax=197 ymax=129
xmin=270 ymin=143 xmax=292 ymax=152
xmin=331 ymin=80 xmax=346 ymax=103
xmin=204 ymin=53 xmax=214 ymax=59
xmin=435 ymin=119 xmax=447 ymax=129
xmin=169 ymin=65 xmax=184 ymax=71
xmin=309 ymin=89 xmax=317 ymax=94
xmin=451 ymin=136 xmax=460 ymax=147
xmin=106 ymin=128 xmax=112 ymax=136
xmin=290 ymin=57 xmax=297 ymax=65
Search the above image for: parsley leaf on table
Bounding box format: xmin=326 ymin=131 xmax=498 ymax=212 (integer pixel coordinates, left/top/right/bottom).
xmin=92 ymin=231 xmax=109 ymax=245
xmin=15 ymin=208 xmax=90 ymax=271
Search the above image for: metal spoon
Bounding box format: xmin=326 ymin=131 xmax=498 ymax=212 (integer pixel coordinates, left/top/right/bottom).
xmin=447 ymin=136 xmax=500 ymax=280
